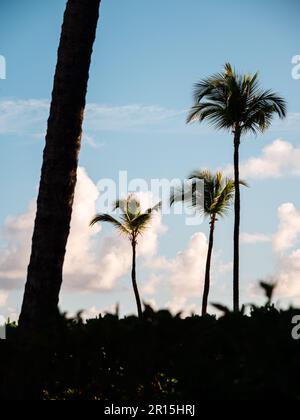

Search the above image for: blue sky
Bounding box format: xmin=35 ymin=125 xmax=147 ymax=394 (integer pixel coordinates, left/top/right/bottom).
xmin=0 ymin=0 xmax=300 ymax=319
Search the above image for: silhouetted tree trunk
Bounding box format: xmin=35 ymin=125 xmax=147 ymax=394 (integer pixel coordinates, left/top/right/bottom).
xmin=202 ymin=215 xmax=216 ymax=316
xmin=131 ymin=239 xmax=143 ymax=320
xmin=19 ymin=0 xmax=101 ymax=331
xmin=233 ymin=127 xmax=241 ymax=312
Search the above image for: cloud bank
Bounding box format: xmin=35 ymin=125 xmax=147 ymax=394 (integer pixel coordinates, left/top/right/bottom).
xmin=0 ymin=168 xmax=167 ymax=294
xmin=271 ymin=203 xmax=300 ymax=303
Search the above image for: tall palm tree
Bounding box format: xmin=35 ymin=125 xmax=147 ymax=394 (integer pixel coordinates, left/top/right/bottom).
xmin=19 ymin=0 xmax=102 ymax=331
xmin=172 ymin=171 xmax=243 ymax=316
xmin=187 ymin=63 xmax=286 ymax=312
xmin=90 ymin=195 xmax=161 ymax=320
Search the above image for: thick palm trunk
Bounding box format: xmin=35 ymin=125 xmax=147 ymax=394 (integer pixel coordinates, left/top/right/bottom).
xmin=131 ymin=240 xmax=143 ymax=320
xmin=233 ymin=130 xmax=241 ymax=312
xmin=202 ymin=216 xmax=215 ymax=316
xmin=19 ymin=0 xmax=101 ymax=331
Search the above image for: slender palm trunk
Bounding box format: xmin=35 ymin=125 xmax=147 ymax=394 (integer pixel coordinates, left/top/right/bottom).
xmin=233 ymin=129 xmax=241 ymax=312
xmin=202 ymin=216 xmax=216 ymax=316
xmin=19 ymin=0 xmax=101 ymax=331
xmin=131 ymin=239 xmax=143 ymax=320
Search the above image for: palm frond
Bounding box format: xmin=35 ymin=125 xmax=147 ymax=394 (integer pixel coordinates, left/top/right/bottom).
xmin=188 ymin=170 xmax=249 ymax=218
xmin=90 ymin=213 xmax=130 ymax=236
xmin=130 ymin=213 xmax=152 ymax=234
xmin=130 ymin=202 xmax=161 ymax=234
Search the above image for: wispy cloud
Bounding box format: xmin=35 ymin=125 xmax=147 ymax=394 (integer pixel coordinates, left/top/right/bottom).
xmin=0 ymin=99 xmax=187 ymax=141
xmin=241 ymin=232 xmax=271 ymax=244
xmin=85 ymin=103 xmax=186 ymax=132
xmin=271 ymin=112 xmax=300 ymax=133
xmin=0 ymin=99 xmax=49 ymax=136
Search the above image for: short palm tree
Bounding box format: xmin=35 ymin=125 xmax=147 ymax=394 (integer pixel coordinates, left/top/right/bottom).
xmin=187 ymin=63 xmax=286 ymax=312
xmin=172 ymin=171 xmax=243 ymax=316
xmin=90 ymin=195 xmax=160 ymax=320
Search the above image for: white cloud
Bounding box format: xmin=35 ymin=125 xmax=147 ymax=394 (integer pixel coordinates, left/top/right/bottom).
xmin=83 ymin=235 xmax=132 ymax=291
xmin=0 ymin=168 xmax=166 ymax=294
xmin=143 ymin=232 xmax=234 ymax=315
xmin=265 ymin=202 xmax=300 ymax=305
xmin=241 ymin=232 xmax=271 ymax=244
xmin=0 ymin=200 xmax=35 ymax=289
xmin=142 ymin=274 xmax=162 ymax=295
xmin=216 ymin=260 xmax=233 ymax=274
xmin=0 ymin=291 xmax=8 ymax=307
xmin=224 ymin=139 xmax=300 ymax=179
xmin=143 ymin=233 xmax=208 ymax=313
xmin=143 ymin=298 xmax=158 ymax=310
xmin=0 ymin=167 xmax=101 ymax=290
xmin=272 ymin=203 xmax=300 ymax=253
xmin=166 ymin=233 xmax=208 ymax=298
xmin=62 ymin=167 xmax=106 ymax=290
xmin=275 ymin=249 xmax=300 ymax=301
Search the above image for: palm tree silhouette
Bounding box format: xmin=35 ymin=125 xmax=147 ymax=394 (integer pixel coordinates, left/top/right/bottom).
xmin=172 ymin=171 xmax=244 ymax=316
xmin=90 ymin=195 xmax=161 ymax=320
xmin=187 ymin=63 xmax=286 ymax=311
xmin=20 ymin=0 xmax=102 ymax=331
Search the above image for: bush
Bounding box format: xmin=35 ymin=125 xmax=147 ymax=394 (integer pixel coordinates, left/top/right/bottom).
xmin=1 ymin=304 xmax=300 ymax=400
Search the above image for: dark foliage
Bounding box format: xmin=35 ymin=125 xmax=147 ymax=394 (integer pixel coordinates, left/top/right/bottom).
xmin=1 ymin=302 xmax=300 ymax=400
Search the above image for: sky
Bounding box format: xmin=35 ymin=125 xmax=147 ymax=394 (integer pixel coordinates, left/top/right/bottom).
xmin=0 ymin=0 xmax=300 ymax=321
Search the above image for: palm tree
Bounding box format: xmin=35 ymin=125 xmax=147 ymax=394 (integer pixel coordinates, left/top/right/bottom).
xmin=90 ymin=195 xmax=161 ymax=320
xmin=172 ymin=171 xmax=242 ymax=316
xmin=19 ymin=0 xmax=102 ymax=331
xmin=187 ymin=63 xmax=286 ymax=312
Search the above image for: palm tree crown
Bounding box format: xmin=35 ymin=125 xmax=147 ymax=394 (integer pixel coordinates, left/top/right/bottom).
xmin=187 ymin=63 xmax=287 ymax=133
xmin=189 ymin=170 xmax=248 ymax=219
xmin=171 ymin=170 xmax=243 ymax=220
xmin=90 ymin=195 xmax=160 ymax=243
xmin=190 ymin=170 xmax=236 ymax=219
